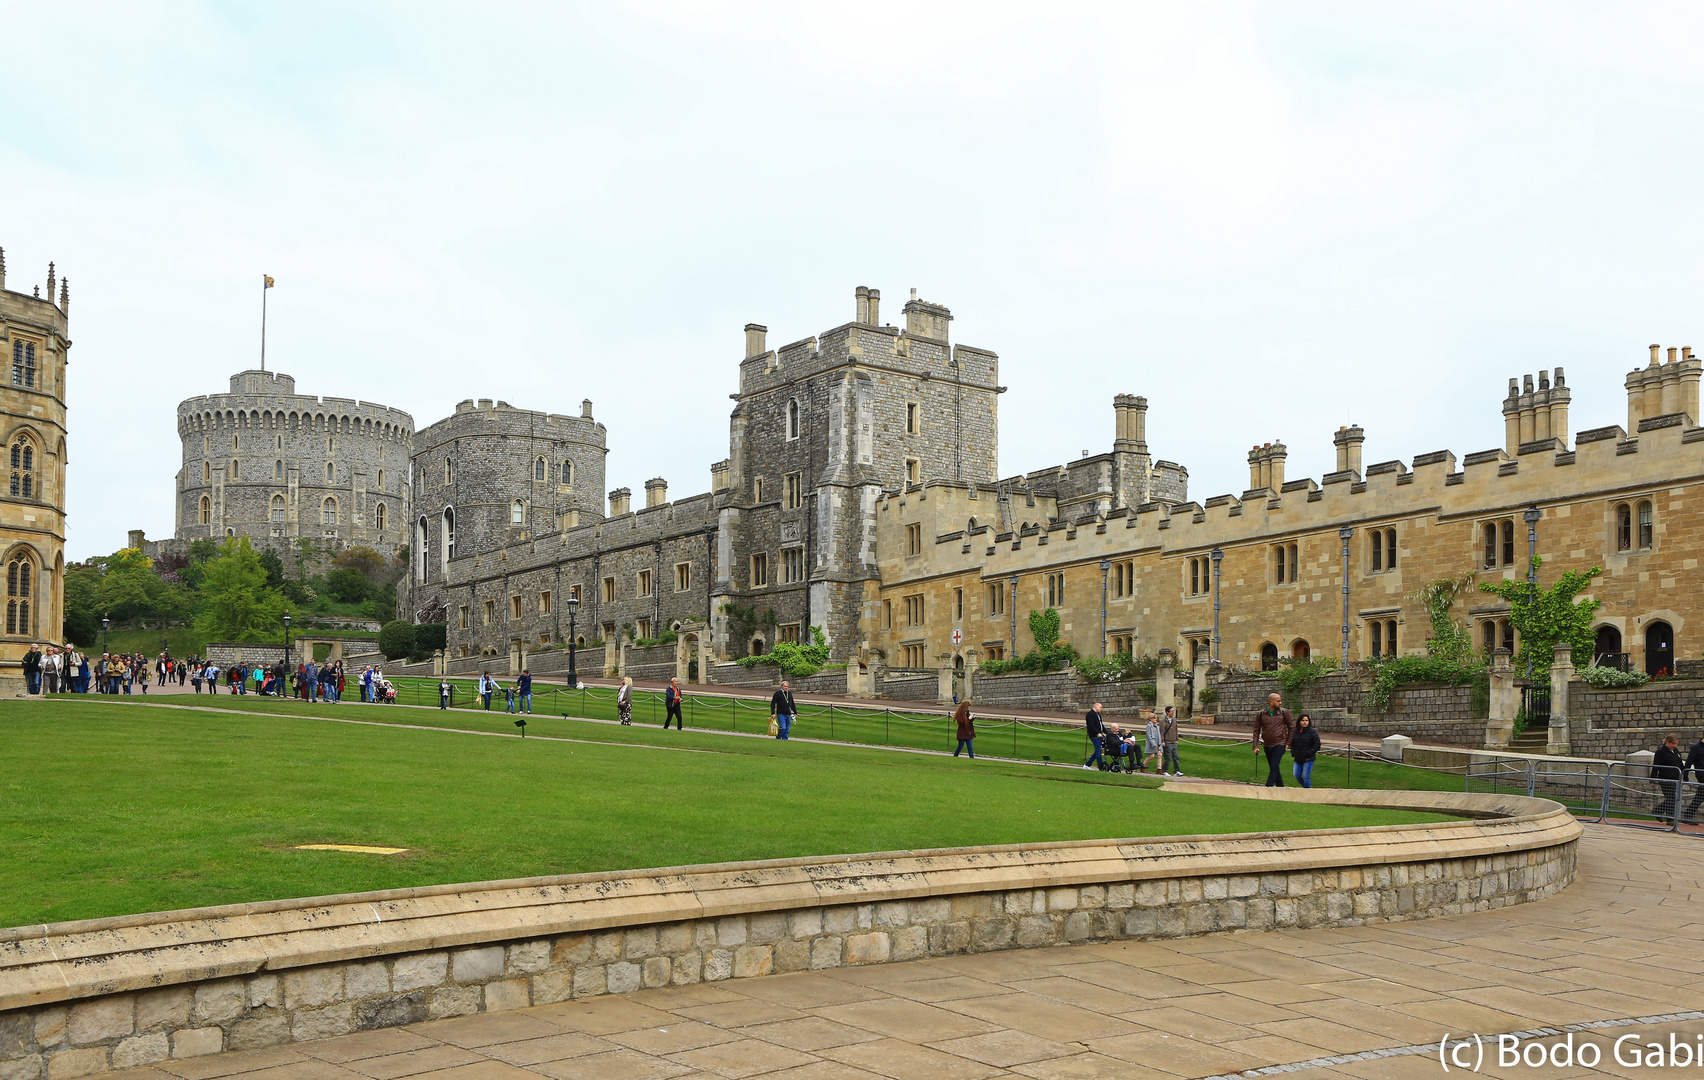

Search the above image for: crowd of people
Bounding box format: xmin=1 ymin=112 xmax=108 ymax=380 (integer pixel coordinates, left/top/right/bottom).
xmin=17 ymin=643 xmax=403 ymax=703
xmin=1081 ymin=701 xmax=1186 ymax=776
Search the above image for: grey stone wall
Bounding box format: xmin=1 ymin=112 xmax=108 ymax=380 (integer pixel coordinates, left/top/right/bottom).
xmin=1214 ymin=673 xmax=1488 ymax=747
xmin=175 ymin=371 xmax=413 ymax=561
xmin=0 ymin=843 xmax=1574 ymax=1079
xmin=1569 ymin=679 xmax=1704 ymax=759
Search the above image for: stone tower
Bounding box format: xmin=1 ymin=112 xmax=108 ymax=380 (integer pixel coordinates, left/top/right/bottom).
xmin=405 ymin=398 xmax=607 ymax=623
xmin=174 ymin=371 xmax=414 ymax=561
xmin=0 ymin=246 xmax=70 ymax=691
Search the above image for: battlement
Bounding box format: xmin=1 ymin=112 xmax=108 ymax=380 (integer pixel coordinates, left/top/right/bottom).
xmin=416 ymin=397 xmax=605 ymax=447
xmin=0 ymin=247 xmax=71 ymax=330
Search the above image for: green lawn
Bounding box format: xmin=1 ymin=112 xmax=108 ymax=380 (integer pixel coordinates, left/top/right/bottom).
xmin=117 ymin=680 xmax=1472 ymax=794
xmin=0 ymin=699 xmax=1454 ymax=927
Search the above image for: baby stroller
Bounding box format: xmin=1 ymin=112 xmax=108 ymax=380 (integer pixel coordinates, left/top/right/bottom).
xmin=378 ymin=679 xmax=398 ymax=704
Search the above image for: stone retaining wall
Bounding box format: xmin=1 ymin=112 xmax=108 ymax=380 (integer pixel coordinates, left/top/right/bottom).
xmin=0 ymin=789 xmax=1579 ymax=1080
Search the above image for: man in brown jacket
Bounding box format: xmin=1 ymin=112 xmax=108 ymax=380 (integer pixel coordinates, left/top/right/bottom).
xmin=1252 ymin=692 xmax=1293 ymax=787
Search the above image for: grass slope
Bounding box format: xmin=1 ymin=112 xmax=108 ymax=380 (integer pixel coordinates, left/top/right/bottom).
xmin=0 ymin=700 xmax=1450 ymax=927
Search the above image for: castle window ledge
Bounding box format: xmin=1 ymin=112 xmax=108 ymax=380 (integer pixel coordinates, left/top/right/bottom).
xmin=1554 ymin=452 xmax=1577 ymax=466
xmin=1497 ymin=462 xmax=1519 ymax=476
xmin=1365 ymin=460 xmax=1408 ymax=477
xmin=1616 ymin=440 xmax=1640 ymax=455
xmin=1359 ymin=606 xmax=1401 ymax=617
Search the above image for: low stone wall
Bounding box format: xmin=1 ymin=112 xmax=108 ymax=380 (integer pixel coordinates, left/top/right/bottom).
xmin=879 ymin=672 xmax=937 ymax=701
xmin=1215 ymin=673 xmax=1487 ymax=747
xmin=1568 ymin=678 xmax=1704 ymax=759
xmin=0 ymin=788 xmax=1578 ymax=1080
xmin=706 ymin=662 xmax=775 ymax=688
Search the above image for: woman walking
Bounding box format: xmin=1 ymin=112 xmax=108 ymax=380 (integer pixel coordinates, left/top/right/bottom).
xmin=1290 ymin=713 xmax=1321 ymax=788
xmin=617 ymin=676 xmax=633 ymax=725
xmin=953 ymin=699 xmax=975 ymax=759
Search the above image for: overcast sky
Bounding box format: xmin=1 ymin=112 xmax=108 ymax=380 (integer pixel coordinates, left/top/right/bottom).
xmin=8 ymin=2 xmax=1704 ymax=561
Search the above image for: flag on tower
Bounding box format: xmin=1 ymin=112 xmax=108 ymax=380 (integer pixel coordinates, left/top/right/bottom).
xmin=264 ymin=275 xmax=275 ymax=288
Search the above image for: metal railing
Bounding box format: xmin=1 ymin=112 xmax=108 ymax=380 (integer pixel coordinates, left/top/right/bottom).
xmin=1464 ymin=758 xmax=1703 ymax=835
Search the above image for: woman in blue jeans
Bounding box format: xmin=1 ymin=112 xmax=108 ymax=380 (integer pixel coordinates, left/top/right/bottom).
xmin=1290 ymin=713 xmax=1321 ymax=788
xmin=953 ymin=700 xmax=975 ymax=759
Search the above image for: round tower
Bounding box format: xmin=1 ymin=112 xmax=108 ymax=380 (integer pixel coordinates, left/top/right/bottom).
xmin=404 ymin=397 xmax=607 ymax=621
xmin=175 ymin=370 xmax=415 ymax=560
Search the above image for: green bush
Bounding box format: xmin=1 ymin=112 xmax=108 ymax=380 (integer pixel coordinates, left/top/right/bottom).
xmin=979 ymin=609 xmax=1078 ymax=675
xmin=1197 ymin=687 xmax=1218 ymax=707
xmin=378 ymin=621 xmax=416 ymax=661
xmin=1074 ymin=652 xmax=1158 ymax=684
xmin=1578 ymin=665 xmax=1650 ymax=689
xmin=1136 ymin=683 xmax=1158 ymax=701
xmin=738 ymin=627 xmax=830 ymax=678
xmin=1275 ymin=655 xmax=1340 ymax=695
xmin=414 ymin=623 xmax=447 ymax=653
xmin=324 ymin=567 xmax=371 ymax=604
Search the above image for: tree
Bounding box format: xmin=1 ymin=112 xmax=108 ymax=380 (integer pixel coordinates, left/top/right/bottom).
xmin=93 ymin=547 xmax=188 ymax=624
xmin=324 ymin=567 xmax=371 ymax=603
xmin=62 ymin=563 xmax=102 ymax=645
xmin=332 ymin=546 xmax=385 ymax=579
xmin=194 ymin=538 xmax=291 ymax=642
xmin=1478 ymin=556 xmax=1603 ymax=674
xmin=258 ymin=548 xmax=286 ymax=588
xmin=378 ymin=620 xmax=416 ymax=660
xmin=415 ymin=623 xmax=447 ymax=654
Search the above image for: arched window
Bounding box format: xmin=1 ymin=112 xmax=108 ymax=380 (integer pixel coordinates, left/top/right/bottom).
xmin=1637 ymin=500 xmax=1653 ymax=550
xmin=441 ymin=507 xmax=456 ymax=580
xmin=274 ymin=460 xmax=283 ymax=479
xmin=11 ymin=340 xmax=36 ymax=388
xmin=203 ymin=461 xmax=211 ymax=481
xmin=375 ymin=503 xmax=387 ymax=530
xmin=199 ymin=496 xmax=210 ymax=524
xmin=230 ymin=459 xmax=239 ymax=479
xmin=1615 ymin=503 xmax=1632 ymax=551
xmin=9 ymin=439 xmax=35 ymax=499
xmin=327 ymin=436 xmax=335 ymax=453
xmin=416 ymin=516 xmax=429 ymax=583
xmin=1260 ymin=642 xmax=1279 ymax=671
xmin=444 ymin=458 xmax=453 ymax=485
xmin=271 ymin=494 xmax=285 ymax=523
xmin=322 ymin=497 xmax=338 ymax=525
xmin=787 ymin=400 xmax=800 ymax=440
xmin=377 ymin=468 xmax=384 ymax=488
xmin=326 ymin=462 xmax=334 ymax=482
xmin=561 ymin=460 xmax=573 ymax=485
xmin=534 ymin=457 xmax=546 ymax=482
xmin=6 ymin=554 xmax=32 ymax=635
xmin=511 ymin=499 xmax=525 ymax=525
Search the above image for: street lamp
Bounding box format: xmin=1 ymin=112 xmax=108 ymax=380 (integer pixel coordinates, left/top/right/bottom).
xmin=1338 ymin=527 xmax=1354 ymax=661
xmin=1523 ymin=505 xmax=1541 ymax=678
xmin=1209 ymin=548 xmax=1224 ymax=664
xmin=282 ymin=613 xmax=293 ymax=677
xmin=101 ymin=615 xmax=109 ymax=656
xmin=566 ymin=595 xmax=580 ymax=688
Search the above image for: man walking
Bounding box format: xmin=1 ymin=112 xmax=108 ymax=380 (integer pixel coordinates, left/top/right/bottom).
xmin=1653 ymin=734 xmax=1685 ymax=820
xmin=663 ymin=677 xmax=684 ymax=729
xmin=771 ymin=681 xmax=796 ymax=740
xmin=1253 ymin=692 xmax=1293 ymax=787
xmin=1160 ymin=705 xmax=1183 ymax=776
xmin=1684 ymin=733 xmax=1704 ymax=824
xmin=517 ymin=669 xmax=532 ymax=714
xmin=1083 ymin=702 xmax=1105 ymax=769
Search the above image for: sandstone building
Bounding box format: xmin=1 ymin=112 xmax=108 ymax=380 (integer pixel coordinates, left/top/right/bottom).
xmin=868 ymin=349 xmax=1703 ymax=682
xmin=171 ymin=370 xmax=414 ymax=560
xmin=0 ymin=247 xmax=69 ymax=692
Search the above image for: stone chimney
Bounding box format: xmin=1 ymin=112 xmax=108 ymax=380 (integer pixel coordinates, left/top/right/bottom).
xmin=744 ymin=323 xmax=768 ymax=358
xmin=644 ymin=477 xmax=668 ymax=508
xmin=1333 ymin=425 xmax=1365 ymax=476
xmin=856 ymin=286 xmax=870 ymax=325
xmin=1112 ymin=394 xmax=1148 ymax=453
xmin=581 ymin=399 xmax=594 ymax=419
xmin=902 ymin=296 xmax=953 ymax=341
xmin=711 ymin=459 xmax=731 ymax=493
xmin=1627 ymin=344 xmax=1701 ymax=431
xmin=867 ymin=288 xmax=880 ymax=325
xmin=608 ymin=487 xmax=632 ymax=516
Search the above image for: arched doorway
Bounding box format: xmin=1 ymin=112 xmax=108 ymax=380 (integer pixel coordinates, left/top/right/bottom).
xmin=1292 ymin=640 xmax=1311 ymax=661
xmin=952 ymin=653 xmax=965 ymax=701
xmin=1594 ymin=625 xmax=1623 ymax=669
xmin=1260 ymin=643 xmax=1279 ymax=671
xmin=1645 ymin=621 xmax=1674 ymax=677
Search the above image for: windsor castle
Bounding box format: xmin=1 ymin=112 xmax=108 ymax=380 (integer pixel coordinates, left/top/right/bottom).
xmin=128 ymin=285 xmax=1704 ymax=685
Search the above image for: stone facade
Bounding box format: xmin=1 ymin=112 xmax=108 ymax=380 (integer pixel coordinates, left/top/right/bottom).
xmin=0 ymin=247 xmax=69 ymax=693
xmin=172 ymin=371 xmax=414 ymax=561
xmin=868 ymin=350 xmax=1704 ymax=692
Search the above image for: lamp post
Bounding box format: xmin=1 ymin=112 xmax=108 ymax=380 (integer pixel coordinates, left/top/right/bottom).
xmin=1209 ymin=548 xmax=1224 ymax=664
xmin=1523 ymin=505 xmax=1541 ymax=678
xmin=1338 ymin=527 xmax=1354 ymax=661
xmin=101 ymin=615 xmax=109 ymax=657
xmin=566 ymin=595 xmax=580 ymax=688
xmin=282 ymin=613 xmax=292 ymax=676
xmin=101 ymin=616 xmax=110 ymax=694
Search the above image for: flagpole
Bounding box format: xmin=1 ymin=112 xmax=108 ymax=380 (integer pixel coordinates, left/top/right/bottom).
xmin=260 ymin=275 xmax=269 ymax=372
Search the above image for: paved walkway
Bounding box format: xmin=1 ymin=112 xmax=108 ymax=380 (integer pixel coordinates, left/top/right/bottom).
xmin=90 ymin=824 xmax=1704 ymax=1080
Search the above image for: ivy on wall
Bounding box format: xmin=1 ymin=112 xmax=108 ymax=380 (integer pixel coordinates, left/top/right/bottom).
xmin=1477 ymin=556 xmax=1603 ymax=675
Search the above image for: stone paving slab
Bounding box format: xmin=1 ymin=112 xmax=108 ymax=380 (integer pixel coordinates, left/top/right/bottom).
xmin=81 ymin=824 xmax=1701 ymax=1079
